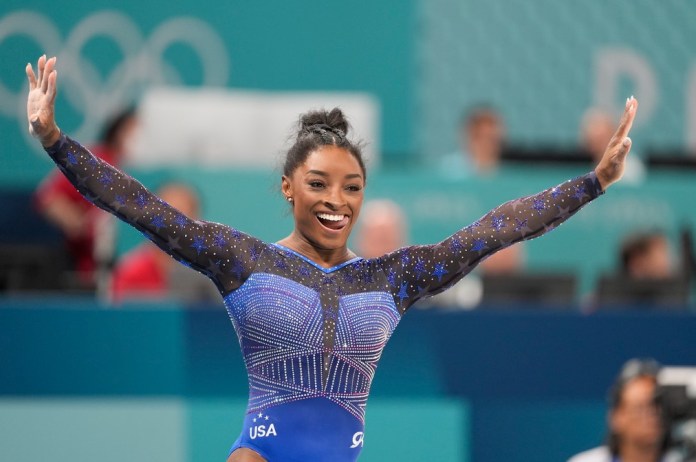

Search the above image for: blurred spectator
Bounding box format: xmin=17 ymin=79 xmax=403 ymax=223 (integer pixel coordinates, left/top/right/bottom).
xmin=620 ymin=231 xmax=673 ymax=280
xmin=480 ymin=244 xmax=525 ymax=276
xmin=34 ymin=107 xmax=138 ymax=288
xmin=428 ymin=243 xmax=526 ymax=309
xmin=580 ymin=107 xmax=645 ymax=184
xmin=568 ymin=358 xmax=669 ymax=462
xmin=354 ymin=199 xmax=408 ymax=258
xmin=109 ymin=182 xmax=219 ymax=305
xmin=593 ymin=231 xmax=689 ymax=309
xmin=440 ymin=104 xmax=505 ymax=178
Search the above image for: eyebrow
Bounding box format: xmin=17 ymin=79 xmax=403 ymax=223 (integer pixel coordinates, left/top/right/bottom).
xmin=306 ymin=170 xmax=363 ymax=180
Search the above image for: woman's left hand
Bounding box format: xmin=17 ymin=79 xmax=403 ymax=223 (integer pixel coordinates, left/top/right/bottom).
xmin=594 ymin=96 xmax=638 ymax=190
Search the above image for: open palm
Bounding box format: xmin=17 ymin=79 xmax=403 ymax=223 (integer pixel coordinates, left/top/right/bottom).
xmin=26 ymin=55 xmax=60 ymax=147
xmin=594 ymin=96 xmax=639 ymax=190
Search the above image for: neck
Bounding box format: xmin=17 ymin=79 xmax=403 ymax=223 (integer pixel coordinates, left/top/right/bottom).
xmin=278 ymin=232 xmax=354 ymax=269
xmin=618 ymin=441 xmax=660 ymax=462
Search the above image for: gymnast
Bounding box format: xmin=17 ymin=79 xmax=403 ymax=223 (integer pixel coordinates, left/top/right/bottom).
xmin=26 ymin=55 xmax=638 ymax=462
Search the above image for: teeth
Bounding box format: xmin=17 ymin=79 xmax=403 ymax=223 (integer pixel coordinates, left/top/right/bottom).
xmin=317 ymin=213 xmax=345 ymax=222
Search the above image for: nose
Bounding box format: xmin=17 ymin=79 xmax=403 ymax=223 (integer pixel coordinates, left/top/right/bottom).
xmin=324 ymin=186 xmax=346 ymax=210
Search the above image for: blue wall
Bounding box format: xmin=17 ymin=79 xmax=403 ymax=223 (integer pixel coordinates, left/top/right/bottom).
xmin=2 ymin=301 xmax=694 ymax=461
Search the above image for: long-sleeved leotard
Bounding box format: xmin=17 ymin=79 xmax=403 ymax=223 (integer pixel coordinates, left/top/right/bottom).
xmin=46 ymin=135 xmax=603 ymax=461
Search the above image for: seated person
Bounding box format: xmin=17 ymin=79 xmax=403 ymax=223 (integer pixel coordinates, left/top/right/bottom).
xmin=34 ymin=107 xmax=138 ymax=287
xmin=353 ymin=199 xmax=407 ymax=258
xmin=109 ymin=182 xmax=219 ymax=305
xmin=568 ymin=358 xmax=668 ymax=462
xmin=593 ymin=230 xmax=689 ymax=308
xmin=440 ymin=104 xmax=506 ymax=178
xmin=620 ymin=231 xmax=673 ymax=280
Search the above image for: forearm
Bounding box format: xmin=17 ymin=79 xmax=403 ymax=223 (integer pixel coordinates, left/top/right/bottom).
xmin=480 ymin=171 xmax=604 ymax=245
xmin=43 ymin=133 xmax=261 ymax=293
xmin=386 ymin=172 xmax=605 ymax=310
xmin=44 ymin=134 xmax=207 ymax=270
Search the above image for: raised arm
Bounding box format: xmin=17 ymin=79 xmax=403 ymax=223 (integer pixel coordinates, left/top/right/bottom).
xmin=382 ymin=97 xmax=638 ymax=312
xmin=26 ymin=55 xmax=262 ymax=294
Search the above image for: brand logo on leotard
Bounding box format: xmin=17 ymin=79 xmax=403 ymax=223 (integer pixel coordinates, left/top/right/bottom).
xmin=249 ymin=412 xmax=277 ymax=440
xmin=350 ymin=431 xmax=364 ymax=448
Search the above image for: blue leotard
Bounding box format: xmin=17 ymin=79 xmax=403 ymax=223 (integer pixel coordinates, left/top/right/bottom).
xmin=45 ymin=135 xmax=603 ymax=461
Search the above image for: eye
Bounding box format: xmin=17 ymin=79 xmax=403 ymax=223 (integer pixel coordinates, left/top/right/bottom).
xmin=308 ymin=181 xmax=325 ymax=189
xmin=346 ymin=184 xmax=363 ymax=192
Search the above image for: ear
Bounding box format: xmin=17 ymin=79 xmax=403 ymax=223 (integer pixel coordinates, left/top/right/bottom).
xmin=609 ymin=409 xmax=623 ymax=434
xmin=281 ymin=175 xmax=292 ymax=200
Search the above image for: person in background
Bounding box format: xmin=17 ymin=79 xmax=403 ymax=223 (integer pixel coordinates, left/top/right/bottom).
xmin=27 ymin=54 xmax=639 ymax=462
xmin=568 ymin=358 xmax=669 ymax=462
xmin=353 ymin=199 xmax=407 ymax=258
xmin=109 ymin=182 xmax=219 ymax=305
xmin=620 ymin=231 xmax=674 ymax=280
xmin=580 ymin=107 xmax=645 ymax=185
xmin=34 ymin=107 xmax=138 ymax=287
xmin=440 ymin=104 xmax=506 ymax=178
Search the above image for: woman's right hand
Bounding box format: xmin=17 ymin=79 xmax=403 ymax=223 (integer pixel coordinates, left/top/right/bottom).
xmin=26 ymin=55 xmax=61 ymax=147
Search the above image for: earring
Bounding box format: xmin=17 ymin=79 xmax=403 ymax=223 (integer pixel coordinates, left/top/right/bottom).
xmin=287 ymin=197 xmax=293 ymax=202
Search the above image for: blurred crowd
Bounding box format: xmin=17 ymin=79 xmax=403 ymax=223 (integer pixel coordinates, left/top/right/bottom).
xmin=0 ymin=103 xmax=693 ymax=310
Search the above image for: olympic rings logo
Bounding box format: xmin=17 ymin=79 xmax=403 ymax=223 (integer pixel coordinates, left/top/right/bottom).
xmin=0 ymin=10 xmax=230 ymax=152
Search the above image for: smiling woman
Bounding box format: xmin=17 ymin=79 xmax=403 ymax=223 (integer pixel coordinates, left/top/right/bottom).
xmin=26 ymin=55 xmax=638 ymax=462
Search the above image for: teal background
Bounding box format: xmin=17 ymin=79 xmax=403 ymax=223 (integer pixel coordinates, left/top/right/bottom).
xmin=0 ymin=0 xmax=416 ymax=185
xmin=2 ymin=303 xmax=695 ymax=461
xmin=2 ymin=2 xmax=696 ymax=461
xmin=110 ymin=167 xmax=696 ymax=299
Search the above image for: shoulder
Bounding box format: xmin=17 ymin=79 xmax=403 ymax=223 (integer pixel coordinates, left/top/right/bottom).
xmin=567 ymin=446 xmax=611 ymax=462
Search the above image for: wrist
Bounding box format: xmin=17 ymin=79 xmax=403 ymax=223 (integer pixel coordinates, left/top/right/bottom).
xmin=593 ymin=167 xmax=612 ymax=191
xmin=41 ymin=125 xmax=61 ymax=148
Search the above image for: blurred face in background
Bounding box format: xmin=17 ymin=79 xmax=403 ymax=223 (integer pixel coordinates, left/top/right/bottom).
xmin=627 ymin=236 xmax=673 ymax=280
xmin=581 ymin=109 xmax=616 ymax=163
xmin=159 ymin=184 xmax=200 ymax=220
xmin=461 ymin=110 xmax=505 ymax=173
xmin=611 ymin=377 xmax=663 ymax=451
xmin=355 ymin=200 xmax=407 ymax=258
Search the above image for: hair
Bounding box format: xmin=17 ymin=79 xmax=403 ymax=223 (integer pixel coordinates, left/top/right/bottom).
xmin=460 ymin=104 xmax=501 ymax=130
xmin=283 ymin=108 xmax=366 ymax=181
xmin=99 ymin=106 xmax=137 ymax=148
xmin=606 ymin=358 xmax=667 ymax=457
xmin=620 ymin=231 xmax=667 ymax=273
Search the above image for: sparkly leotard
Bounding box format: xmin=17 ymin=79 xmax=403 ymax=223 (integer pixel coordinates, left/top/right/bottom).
xmin=46 ymin=135 xmax=604 ymax=461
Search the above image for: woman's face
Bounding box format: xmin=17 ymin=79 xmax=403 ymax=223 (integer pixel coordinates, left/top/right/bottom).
xmin=611 ymin=377 xmax=662 ymax=449
xmin=282 ymin=145 xmax=365 ymax=252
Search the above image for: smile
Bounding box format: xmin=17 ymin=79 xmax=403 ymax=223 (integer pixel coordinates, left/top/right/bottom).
xmin=316 ymin=212 xmax=349 ymax=231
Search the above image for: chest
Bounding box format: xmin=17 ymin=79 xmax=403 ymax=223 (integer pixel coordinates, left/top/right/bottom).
xmin=224 ymin=272 xmax=401 ymax=350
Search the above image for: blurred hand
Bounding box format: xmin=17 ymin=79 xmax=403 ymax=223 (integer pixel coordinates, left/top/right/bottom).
xmin=26 ymin=55 xmax=60 ymax=147
xmin=594 ymin=96 xmax=638 ymax=190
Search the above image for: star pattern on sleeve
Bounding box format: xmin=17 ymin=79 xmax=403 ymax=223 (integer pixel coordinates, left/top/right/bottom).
xmin=491 ymin=214 xmax=506 ymax=231
xmin=432 ymin=263 xmax=448 ymax=282
xmin=380 ymin=172 xmax=604 ymax=312
xmin=191 ymin=236 xmax=208 ymax=255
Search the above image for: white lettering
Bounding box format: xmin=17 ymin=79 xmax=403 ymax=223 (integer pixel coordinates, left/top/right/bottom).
xmin=249 ymin=423 xmax=277 ymax=440
xmin=594 ymin=47 xmax=656 ymax=128
xmin=350 ymin=431 xmax=364 ymax=448
xmin=686 ymin=64 xmax=696 ymax=152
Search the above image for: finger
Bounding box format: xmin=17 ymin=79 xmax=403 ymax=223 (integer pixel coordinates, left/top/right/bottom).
xmin=47 ymin=70 xmax=57 ymax=103
xmin=616 ymin=137 xmax=632 ymax=162
xmin=26 ymin=63 xmax=37 ymax=90
xmin=614 ymin=97 xmax=638 ymax=140
xmin=41 ymin=57 xmax=55 ymax=93
xmin=37 ymin=54 xmax=46 ymax=85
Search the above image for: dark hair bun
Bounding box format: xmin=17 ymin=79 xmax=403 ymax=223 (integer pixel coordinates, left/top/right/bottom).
xmin=299 ymin=108 xmax=349 ymax=137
